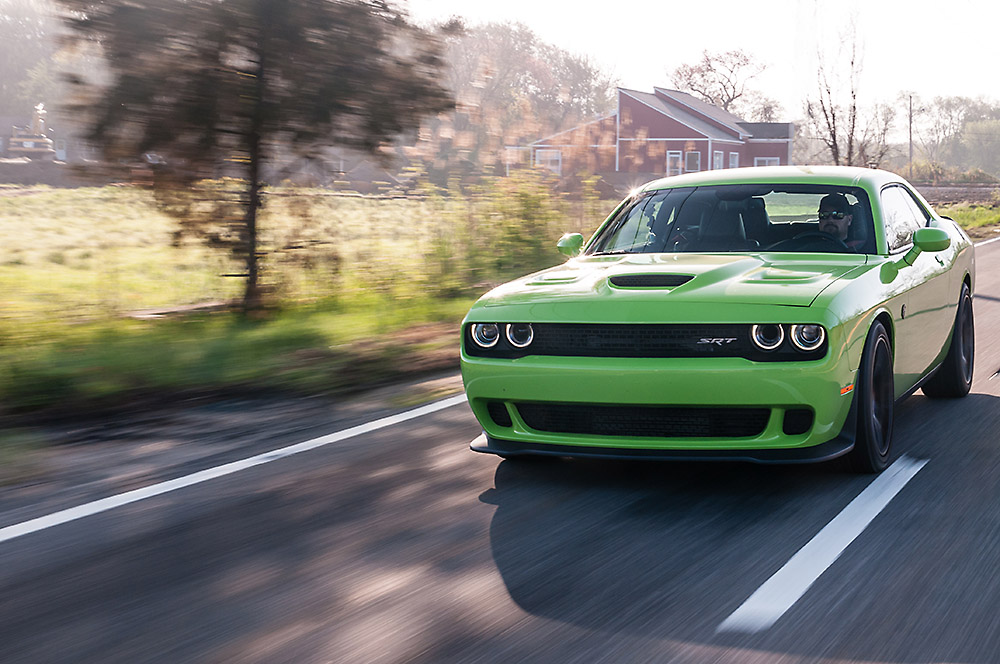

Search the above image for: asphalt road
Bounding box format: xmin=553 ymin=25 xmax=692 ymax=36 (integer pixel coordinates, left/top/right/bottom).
xmin=2 ymin=241 xmax=1000 ymax=664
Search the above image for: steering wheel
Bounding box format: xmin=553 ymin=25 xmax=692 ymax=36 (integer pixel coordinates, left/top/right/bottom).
xmin=767 ymin=231 xmax=851 ymax=253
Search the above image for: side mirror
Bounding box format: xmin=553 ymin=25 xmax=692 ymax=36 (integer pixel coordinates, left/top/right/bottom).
xmin=556 ymin=232 xmax=584 ymax=257
xmin=913 ymin=227 xmax=950 ymax=253
xmin=884 ymin=227 xmax=952 ymax=281
xmin=896 ymin=227 xmax=951 ymax=268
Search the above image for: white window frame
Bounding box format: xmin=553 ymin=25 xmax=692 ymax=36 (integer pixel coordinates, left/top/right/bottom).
xmin=729 ymin=152 xmax=739 ymax=169
xmin=685 ymin=151 xmax=701 ymax=172
xmin=713 ymin=150 xmax=724 ymax=170
xmin=666 ymin=150 xmax=682 ymax=176
xmin=534 ymin=149 xmax=562 ymax=175
xmin=754 ymin=157 xmax=780 ymax=167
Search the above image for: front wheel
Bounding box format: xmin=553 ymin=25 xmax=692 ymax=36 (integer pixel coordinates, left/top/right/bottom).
xmin=922 ymin=283 xmax=974 ymax=398
xmin=849 ymin=321 xmax=894 ymax=473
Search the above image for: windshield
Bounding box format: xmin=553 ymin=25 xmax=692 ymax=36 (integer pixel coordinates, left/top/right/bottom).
xmin=588 ymin=184 xmax=875 ymax=255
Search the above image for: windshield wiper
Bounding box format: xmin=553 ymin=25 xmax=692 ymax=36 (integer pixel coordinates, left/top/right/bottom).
xmin=591 ymin=250 xmax=632 ymax=256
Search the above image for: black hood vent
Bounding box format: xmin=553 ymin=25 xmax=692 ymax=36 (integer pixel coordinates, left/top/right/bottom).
xmin=609 ymin=274 xmax=693 ymax=288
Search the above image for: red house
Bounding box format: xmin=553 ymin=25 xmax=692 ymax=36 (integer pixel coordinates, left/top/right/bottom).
xmin=515 ymin=87 xmax=793 ymax=178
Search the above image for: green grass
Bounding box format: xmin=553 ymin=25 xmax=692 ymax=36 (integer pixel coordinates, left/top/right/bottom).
xmin=936 ymin=203 xmax=1000 ymax=230
xmin=0 ymin=177 xmax=605 ymax=414
xmin=0 ymin=295 xmax=473 ymax=413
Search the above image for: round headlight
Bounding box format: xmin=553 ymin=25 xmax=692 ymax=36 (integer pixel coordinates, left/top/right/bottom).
xmin=506 ymin=323 xmax=534 ymax=348
xmin=791 ymin=324 xmax=826 ymax=351
xmin=472 ymin=323 xmax=500 ymax=348
xmin=751 ymin=324 xmax=784 ymax=351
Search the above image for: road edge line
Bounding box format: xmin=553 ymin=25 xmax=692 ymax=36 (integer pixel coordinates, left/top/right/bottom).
xmin=0 ymin=394 xmax=469 ymax=546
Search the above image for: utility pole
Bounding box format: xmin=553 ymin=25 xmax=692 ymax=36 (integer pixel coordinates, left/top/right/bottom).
xmin=908 ymin=95 xmax=913 ymax=180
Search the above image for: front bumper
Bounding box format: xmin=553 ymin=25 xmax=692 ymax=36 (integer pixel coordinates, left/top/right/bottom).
xmin=462 ymin=352 xmax=858 ymax=456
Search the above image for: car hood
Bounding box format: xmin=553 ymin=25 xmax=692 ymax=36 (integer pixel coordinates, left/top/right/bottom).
xmin=480 ymin=252 xmax=870 ymax=309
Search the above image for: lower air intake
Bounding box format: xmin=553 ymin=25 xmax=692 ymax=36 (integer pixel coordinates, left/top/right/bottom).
xmin=516 ymin=403 xmax=769 ymax=438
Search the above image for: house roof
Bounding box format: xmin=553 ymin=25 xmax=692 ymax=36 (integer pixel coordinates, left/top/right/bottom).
xmin=620 ymin=88 xmax=742 ymax=141
xmin=652 ymin=88 xmax=751 ymax=137
xmin=738 ymin=122 xmax=795 ymax=139
xmin=529 ymin=112 xmax=617 ymax=147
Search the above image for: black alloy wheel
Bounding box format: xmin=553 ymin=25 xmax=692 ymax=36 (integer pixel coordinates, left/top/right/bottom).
xmin=922 ymin=283 xmax=975 ymax=398
xmin=850 ymin=321 xmax=894 ymax=473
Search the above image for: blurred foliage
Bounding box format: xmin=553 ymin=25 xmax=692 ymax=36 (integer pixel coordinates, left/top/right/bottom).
xmin=410 ymin=21 xmax=617 ymax=179
xmin=54 ymin=0 xmax=455 ymax=310
xmin=0 ymin=173 xmax=618 ymax=413
xmin=897 ymin=161 xmax=998 ymax=185
xmin=0 ymin=0 xmax=57 ymax=114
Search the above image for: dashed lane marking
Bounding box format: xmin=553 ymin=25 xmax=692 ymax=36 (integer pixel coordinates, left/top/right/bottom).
xmin=717 ymin=454 xmax=927 ymax=633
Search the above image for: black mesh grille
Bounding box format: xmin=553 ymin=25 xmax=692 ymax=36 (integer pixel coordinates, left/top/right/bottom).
xmin=464 ymin=323 xmax=827 ymax=361
xmin=487 ymin=401 xmax=512 ymax=427
xmin=609 ymin=274 xmax=694 ymax=288
xmin=782 ymin=408 xmax=814 ymax=435
xmin=516 ymin=403 xmax=770 ymax=438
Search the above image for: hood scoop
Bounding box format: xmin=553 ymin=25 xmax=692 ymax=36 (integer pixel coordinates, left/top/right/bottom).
xmin=609 ymin=274 xmax=694 ymax=288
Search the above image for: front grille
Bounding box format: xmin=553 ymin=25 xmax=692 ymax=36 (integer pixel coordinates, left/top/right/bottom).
xmin=609 ymin=274 xmax=693 ymax=288
xmin=516 ymin=403 xmax=770 ymax=438
xmin=464 ymin=323 xmax=827 ymax=362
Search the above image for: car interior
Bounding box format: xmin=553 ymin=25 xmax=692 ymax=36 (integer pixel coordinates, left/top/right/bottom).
xmin=591 ymin=185 xmax=877 ymax=255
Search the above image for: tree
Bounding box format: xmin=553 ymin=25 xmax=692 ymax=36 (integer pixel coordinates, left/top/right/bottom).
xmin=55 ymin=0 xmax=453 ymax=310
xmin=670 ymin=49 xmax=764 ymax=114
xmin=805 ymin=34 xmax=860 ymax=166
xmin=803 ymin=25 xmax=894 ymax=167
xmin=426 ymin=21 xmax=616 ymax=174
xmin=0 ymin=0 xmax=59 ymax=114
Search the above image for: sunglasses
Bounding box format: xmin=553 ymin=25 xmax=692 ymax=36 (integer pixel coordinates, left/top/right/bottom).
xmin=818 ymin=210 xmax=847 ymax=220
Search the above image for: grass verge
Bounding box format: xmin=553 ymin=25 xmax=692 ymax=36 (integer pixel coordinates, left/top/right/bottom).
xmin=0 ymin=295 xmax=472 ymax=420
xmin=937 ymin=203 xmax=1000 ymax=239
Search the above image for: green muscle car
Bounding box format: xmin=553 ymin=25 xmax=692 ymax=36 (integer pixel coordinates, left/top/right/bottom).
xmin=460 ymin=166 xmax=975 ymax=472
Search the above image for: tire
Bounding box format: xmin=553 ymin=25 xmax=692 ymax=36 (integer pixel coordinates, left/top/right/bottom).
xmin=922 ymin=283 xmax=974 ymax=399
xmin=849 ymin=321 xmax=894 ymax=473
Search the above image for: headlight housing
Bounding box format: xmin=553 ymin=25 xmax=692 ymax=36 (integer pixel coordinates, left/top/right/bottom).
xmin=506 ymin=323 xmax=534 ymax=348
xmin=751 ymin=324 xmax=784 ymax=351
xmin=471 ymin=323 xmax=500 ymax=348
xmin=790 ymin=324 xmax=826 ymax=351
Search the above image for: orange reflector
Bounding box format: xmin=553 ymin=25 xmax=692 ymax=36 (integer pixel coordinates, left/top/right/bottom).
xmin=841 ymin=384 xmax=854 ymax=395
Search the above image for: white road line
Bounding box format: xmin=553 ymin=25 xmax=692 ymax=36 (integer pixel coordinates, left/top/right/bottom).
xmin=974 ymin=235 xmax=1000 ymax=247
xmin=0 ymin=394 xmax=468 ymax=546
xmin=717 ymin=454 xmax=928 ymax=634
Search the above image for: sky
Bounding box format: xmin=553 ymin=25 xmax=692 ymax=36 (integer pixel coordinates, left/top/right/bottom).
xmin=405 ymin=0 xmax=996 ymax=122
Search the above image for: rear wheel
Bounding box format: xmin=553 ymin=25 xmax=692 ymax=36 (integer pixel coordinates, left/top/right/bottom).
xmin=850 ymin=321 xmax=894 ymax=473
xmin=922 ymin=283 xmax=974 ymax=398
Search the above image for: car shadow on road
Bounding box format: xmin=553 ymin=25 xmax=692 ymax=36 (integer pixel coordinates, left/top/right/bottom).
xmin=480 ymin=392 xmax=1000 ymax=662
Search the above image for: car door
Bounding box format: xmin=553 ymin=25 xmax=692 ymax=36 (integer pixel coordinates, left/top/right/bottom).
xmin=879 ymin=185 xmax=953 ymax=386
xmin=898 ymin=186 xmax=957 ymax=368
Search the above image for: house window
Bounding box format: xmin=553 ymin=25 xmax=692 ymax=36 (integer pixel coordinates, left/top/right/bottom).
xmin=685 ymin=151 xmax=701 ymax=172
xmin=666 ymin=151 xmax=682 ymax=176
xmin=754 ymin=157 xmax=780 ymax=167
xmin=534 ymin=149 xmax=562 ymax=175
xmin=713 ymin=151 xmax=723 ymax=170
xmin=729 ymin=152 xmax=739 ymax=169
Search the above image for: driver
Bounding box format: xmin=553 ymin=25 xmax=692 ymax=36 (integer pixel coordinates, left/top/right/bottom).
xmin=817 ymin=193 xmax=853 ymax=242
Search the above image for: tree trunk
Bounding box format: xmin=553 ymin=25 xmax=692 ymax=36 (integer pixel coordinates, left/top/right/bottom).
xmin=243 ymin=32 xmax=267 ymax=313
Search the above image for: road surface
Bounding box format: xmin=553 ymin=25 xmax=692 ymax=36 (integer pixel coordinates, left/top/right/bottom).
xmin=1 ymin=241 xmax=999 ymax=663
